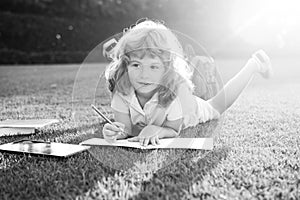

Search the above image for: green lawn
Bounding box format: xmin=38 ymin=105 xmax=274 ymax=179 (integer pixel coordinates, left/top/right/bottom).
xmin=0 ymin=58 xmax=299 ymax=199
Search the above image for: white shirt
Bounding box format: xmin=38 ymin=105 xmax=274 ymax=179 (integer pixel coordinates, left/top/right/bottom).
xmin=111 ymin=87 xmax=220 ymax=132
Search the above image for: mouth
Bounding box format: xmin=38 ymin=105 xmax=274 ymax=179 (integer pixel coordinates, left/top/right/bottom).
xmin=138 ymin=82 xmax=153 ymax=86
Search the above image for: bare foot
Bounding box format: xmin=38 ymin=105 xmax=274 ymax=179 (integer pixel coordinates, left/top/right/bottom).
xmin=252 ymin=49 xmax=273 ymax=79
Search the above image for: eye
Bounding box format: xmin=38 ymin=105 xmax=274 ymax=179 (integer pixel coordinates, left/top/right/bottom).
xmin=129 ymin=62 xmax=140 ymax=68
xmin=150 ymin=65 xmax=160 ymax=69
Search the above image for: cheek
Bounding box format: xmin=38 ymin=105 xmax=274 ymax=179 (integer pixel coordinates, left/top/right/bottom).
xmin=151 ymin=72 xmax=163 ymax=85
xmin=156 ymin=69 xmax=166 ymax=81
xmin=127 ymin=70 xmax=137 ymax=83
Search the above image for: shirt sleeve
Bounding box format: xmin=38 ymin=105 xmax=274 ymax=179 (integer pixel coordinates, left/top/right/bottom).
xmin=166 ymin=97 xmax=184 ymax=121
xmin=196 ymin=97 xmax=220 ymax=123
xmin=111 ymin=92 xmax=129 ymax=114
xmin=166 ymin=82 xmax=195 ymax=123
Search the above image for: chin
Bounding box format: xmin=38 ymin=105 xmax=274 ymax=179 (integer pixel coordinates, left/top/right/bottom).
xmin=136 ymin=87 xmax=157 ymax=96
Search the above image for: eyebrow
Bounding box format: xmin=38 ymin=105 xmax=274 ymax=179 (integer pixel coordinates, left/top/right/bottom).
xmin=129 ymin=60 xmax=141 ymax=63
xmin=129 ymin=60 xmax=162 ymax=65
xmin=150 ymin=62 xmax=163 ymax=65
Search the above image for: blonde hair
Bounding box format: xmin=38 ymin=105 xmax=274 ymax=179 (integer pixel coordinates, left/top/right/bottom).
xmin=105 ymin=19 xmax=194 ymax=107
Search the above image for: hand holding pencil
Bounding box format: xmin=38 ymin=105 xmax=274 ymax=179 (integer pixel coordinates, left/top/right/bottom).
xmin=91 ymin=104 xmax=127 ymax=143
xmin=102 ymin=122 xmax=126 ymax=143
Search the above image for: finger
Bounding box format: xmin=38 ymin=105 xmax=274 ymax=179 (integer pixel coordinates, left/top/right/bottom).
xmin=104 ymin=136 xmax=117 ymax=143
xmin=128 ymin=137 xmax=139 ymax=142
xmin=139 ymin=137 xmax=144 ymax=146
xmin=143 ymin=138 xmax=150 ymax=146
xmin=103 ymin=129 xmax=118 ymax=137
xmin=112 ymin=122 xmax=126 ymax=134
xmin=103 ymin=131 xmax=118 ymax=142
xmin=107 ymin=123 xmax=123 ymax=132
xmin=104 ymin=123 xmax=116 ymax=131
xmin=103 ymin=131 xmax=120 ymax=142
xmin=150 ymin=137 xmax=157 ymax=146
xmin=103 ymin=123 xmax=111 ymax=131
xmin=155 ymin=137 xmax=160 ymax=145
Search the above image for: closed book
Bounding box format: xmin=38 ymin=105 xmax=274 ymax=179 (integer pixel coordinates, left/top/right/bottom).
xmin=0 ymin=127 xmax=35 ymax=137
xmin=0 ymin=119 xmax=59 ymax=137
xmin=0 ymin=140 xmax=90 ymax=157
xmin=0 ymin=119 xmax=59 ymax=128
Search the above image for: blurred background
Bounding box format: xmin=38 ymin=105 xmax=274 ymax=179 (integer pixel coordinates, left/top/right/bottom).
xmin=0 ymin=0 xmax=300 ymax=64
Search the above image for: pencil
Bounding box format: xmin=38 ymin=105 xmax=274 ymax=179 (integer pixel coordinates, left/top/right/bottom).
xmin=91 ymin=104 xmax=127 ymax=136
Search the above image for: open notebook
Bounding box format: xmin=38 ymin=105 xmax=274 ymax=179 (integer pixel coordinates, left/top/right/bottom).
xmin=0 ymin=119 xmax=59 ymax=137
xmin=80 ymin=138 xmax=213 ymax=150
xmin=0 ymin=140 xmax=90 ymax=157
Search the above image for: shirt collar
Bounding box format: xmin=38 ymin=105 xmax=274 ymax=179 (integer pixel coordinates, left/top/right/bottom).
xmin=116 ymin=87 xmax=160 ymax=114
xmin=125 ymin=87 xmax=160 ymax=115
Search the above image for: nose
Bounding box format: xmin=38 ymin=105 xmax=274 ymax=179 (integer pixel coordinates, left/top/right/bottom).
xmin=139 ymin=66 xmax=150 ymax=79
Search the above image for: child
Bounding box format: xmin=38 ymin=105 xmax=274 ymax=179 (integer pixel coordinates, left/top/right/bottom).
xmin=102 ymin=20 xmax=273 ymax=146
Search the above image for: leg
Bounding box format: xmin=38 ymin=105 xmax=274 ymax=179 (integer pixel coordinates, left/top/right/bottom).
xmin=209 ymin=50 xmax=272 ymax=114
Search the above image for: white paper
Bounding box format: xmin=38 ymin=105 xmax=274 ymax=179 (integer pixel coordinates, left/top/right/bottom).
xmin=80 ymin=138 xmax=213 ymax=150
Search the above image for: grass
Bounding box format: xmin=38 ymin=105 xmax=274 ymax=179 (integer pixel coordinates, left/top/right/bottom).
xmin=0 ymin=58 xmax=300 ymax=199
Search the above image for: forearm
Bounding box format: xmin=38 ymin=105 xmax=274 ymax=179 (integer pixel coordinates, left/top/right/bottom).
xmin=131 ymin=124 xmax=143 ymax=137
xmin=151 ymin=125 xmax=179 ymax=139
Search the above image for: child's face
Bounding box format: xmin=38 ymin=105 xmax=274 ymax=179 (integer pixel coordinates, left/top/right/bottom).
xmin=128 ymin=54 xmax=166 ymax=98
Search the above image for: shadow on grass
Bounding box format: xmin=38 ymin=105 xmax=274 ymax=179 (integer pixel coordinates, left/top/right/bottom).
xmin=80 ymin=144 xmax=230 ymax=200
xmin=0 ymin=150 xmax=122 ymax=200
xmin=131 ymin=145 xmax=230 ymax=199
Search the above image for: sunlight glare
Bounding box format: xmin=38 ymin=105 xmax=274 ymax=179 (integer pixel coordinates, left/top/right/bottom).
xmin=230 ymin=0 xmax=300 ymax=47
